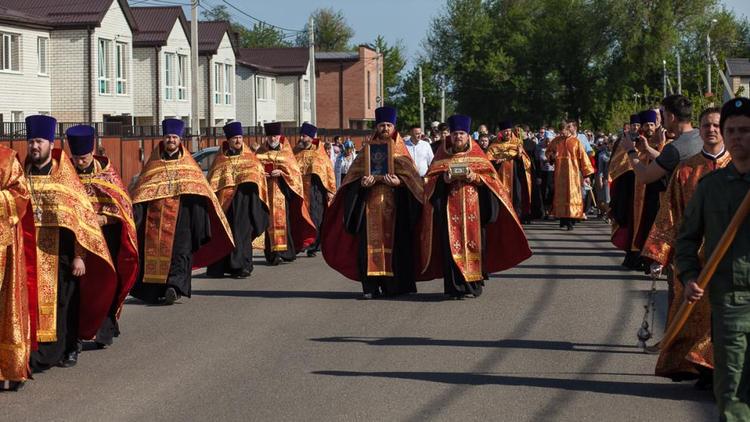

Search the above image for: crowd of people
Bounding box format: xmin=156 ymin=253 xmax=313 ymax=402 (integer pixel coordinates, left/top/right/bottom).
xmin=2 ymin=99 xmax=750 ymax=421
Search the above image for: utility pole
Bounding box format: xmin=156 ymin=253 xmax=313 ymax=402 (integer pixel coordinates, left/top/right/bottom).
xmin=375 ymin=45 xmax=382 ymax=107
xmin=308 ymin=17 xmax=317 ymax=125
xmin=418 ymin=66 xmax=424 ymax=132
xmin=707 ymin=18 xmax=717 ymax=97
xmin=662 ymin=59 xmax=667 ymax=98
xmin=676 ymin=50 xmax=682 ymax=94
xmin=440 ymin=84 xmax=445 ymax=123
xmin=190 ymin=0 xmax=199 ymax=151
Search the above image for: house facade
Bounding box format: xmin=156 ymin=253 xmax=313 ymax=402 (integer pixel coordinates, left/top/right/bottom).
xmin=191 ymin=20 xmax=237 ymax=128
xmin=131 ymin=6 xmax=191 ymax=126
xmin=315 ymin=46 xmax=382 ymax=130
xmin=236 ymin=47 xmax=312 ymax=128
xmin=726 ymin=58 xmax=750 ymax=100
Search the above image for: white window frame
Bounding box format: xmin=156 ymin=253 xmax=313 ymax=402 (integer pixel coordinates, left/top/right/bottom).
xmin=257 ymin=76 xmax=267 ymax=100
xmin=164 ymin=52 xmax=174 ymax=100
xmin=10 ymin=111 xmax=23 ymax=123
xmin=0 ymin=32 xmax=21 ymax=73
xmin=115 ymin=42 xmax=127 ymax=95
xmin=177 ymin=54 xmax=187 ymax=101
xmin=224 ymin=63 xmax=232 ymax=105
xmin=37 ymin=37 xmax=49 ymax=76
xmin=270 ymin=77 xmax=276 ymax=100
xmin=98 ymin=38 xmax=112 ymax=95
xmin=214 ymin=62 xmax=223 ymax=105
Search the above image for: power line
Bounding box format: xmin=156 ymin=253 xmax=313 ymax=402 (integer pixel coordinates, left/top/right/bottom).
xmin=220 ymin=0 xmax=305 ymax=34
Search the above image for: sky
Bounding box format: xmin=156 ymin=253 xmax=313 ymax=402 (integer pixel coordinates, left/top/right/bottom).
xmin=166 ymin=0 xmax=750 ymax=67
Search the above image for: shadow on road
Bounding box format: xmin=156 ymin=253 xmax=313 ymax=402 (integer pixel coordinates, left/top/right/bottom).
xmin=491 ymin=272 xmax=647 ymax=281
xmin=310 ymin=336 xmax=645 ymax=354
xmin=190 ymin=289 xmax=362 ymax=300
xmin=311 ymin=370 xmax=713 ymax=402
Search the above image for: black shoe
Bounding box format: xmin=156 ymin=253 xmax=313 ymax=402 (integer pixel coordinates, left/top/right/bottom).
xmin=95 ymin=342 xmax=108 ymax=350
xmin=2 ymin=380 xmax=26 ymax=391
xmin=361 ymin=293 xmax=374 ymax=300
xmin=306 ymin=249 xmax=317 ymax=257
xmin=163 ymin=287 xmax=179 ymax=305
xmin=267 ymin=255 xmax=282 ymax=266
xmin=205 ymin=271 xmax=224 ymax=278
xmin=694 ymin=377 xmax=713 ymax=391
xmin=60 ymin=351 xmax=78 ymax=368
xmin=231 ymin=269 xmax=251 ymax=279
xmin=76 ymin=340 xmax=83 ymax=353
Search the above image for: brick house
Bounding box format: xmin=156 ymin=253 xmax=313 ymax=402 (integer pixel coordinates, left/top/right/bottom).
xmin=0 ymin=0 xmax=137 ymax=125
xmin=315 ymin=45 xmax=382 ymax=130
xmin=189 ymin=20 xmax=237 ymax=128
xmin=235 ymin=47 xmax=312 ymax=128
xmin=725 ymin=58 xmax=750 ymax=99
xmin=131 ymin=6 xmax=191 ymax=127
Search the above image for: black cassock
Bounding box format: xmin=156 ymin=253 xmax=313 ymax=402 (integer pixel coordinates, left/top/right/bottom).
xmin=523 ymin=139 xmax=545 ymax=220
xmin=30 ymin=228 xmax=79 ymax=370
xmin=129 ymin=194 xmax=211 ymax=303
xmin=306 ymin=174 xmax=328 ymax=252
xmin=264 ymin=178 xmax=297 ymax=263
xmin=207 ymin=182 xmax=268 ymax=276
xmin=95 ymin=222 xmax=122 ymax=346
xmin=430 ymin=179 xmax=500 ymax=298
xmin=342 ymin=183 xmax=421 ymax=296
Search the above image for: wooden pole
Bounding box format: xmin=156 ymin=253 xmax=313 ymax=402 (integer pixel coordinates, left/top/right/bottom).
xmin=652 ymin=189 xmax=750 ymax=352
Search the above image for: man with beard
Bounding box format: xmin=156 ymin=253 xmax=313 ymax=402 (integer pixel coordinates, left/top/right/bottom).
xmin=24 ymin=115 xmax=117 ymax=369
xmin=206 ymin=122 xmax=269 ymax=278
xmin=67 ymin=125 xmax=138 ymax=349
xmin=293 ymin=122 xmax=336 ymax=257
xmin=0 ymin=144 xmax=31 ymax=391
xmin=675 ymin=98 xmax=750 ymax=421
xmin=546 ymin=121 xmax=596 ymax=230
xmin=642 ymin=107 xmax=729 ymax=389
xmin=322 ymin=107 xmax=425 ymax=299
xmin=419 ymin=115 xmax=531 ymax=299
xmin=255 ymin=122 xmax=316 ymax=265
xmin=487 ymin=121 xmax=533 ymax=221
xmin=129 ymin=119 xmax=233 ymax=304
xmin=478 ymin=133 xmax=491 ymax=152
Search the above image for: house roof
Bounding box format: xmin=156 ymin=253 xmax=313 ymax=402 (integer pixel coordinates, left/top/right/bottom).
xmin=236 ymin=48 xmax=309 ymax=75
xmin=187 ymin=20 xmax=236 ymax=55
xmin=0 ymin=0 xmax=137 ymax=30
xmin=315 ymin=51 xmax=359 ymax=62
xmin=0 ymin=4 xmax=52 ymax=29
xmin=131 ymin=6 xmax=189 ymax=47
xmin=726 ymin=58 xmax=750 ymax=77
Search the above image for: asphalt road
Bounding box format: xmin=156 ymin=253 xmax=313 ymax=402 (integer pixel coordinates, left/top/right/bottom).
xmin=2 ymin=219 xmax=715 ymax=421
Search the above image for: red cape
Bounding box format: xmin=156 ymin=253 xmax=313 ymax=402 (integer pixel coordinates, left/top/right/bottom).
xmin=419 ymin=140 xmax=532 ymax=280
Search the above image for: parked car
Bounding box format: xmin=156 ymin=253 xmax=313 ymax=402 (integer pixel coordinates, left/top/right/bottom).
xmin=128 ymin=146 xmax=220 ymax=191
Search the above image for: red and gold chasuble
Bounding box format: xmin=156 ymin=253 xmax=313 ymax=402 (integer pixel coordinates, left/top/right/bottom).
xmin=642 ymin=151 xmax=732 ymax=378
xmin=25 ymin=149 xmax=117 ymax=341
xmin=294 ymin=140 xmax=337 ymax=202
xmin=0 ymin=147 xmax=32 ymax=382
xmin=420 ymin=141 xmax=531 ymax=281
xmin=130 ymin=144 xmax=234 ymax=284
xmin=77 ymin=156 xmax=139 ymax=317
xmin=321 ymin=132 xmax=425 ymax=281
xmin=545 ymin=135 xmax=595 ymax=218
xmin=256 ymin=138 xmax=316 ymax=253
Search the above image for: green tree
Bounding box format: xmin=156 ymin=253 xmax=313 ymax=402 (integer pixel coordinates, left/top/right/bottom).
xmin=369 ymin=35 xmax=407 ymax=101
xmin=297 ymin=7 xmax=354 ymax=51
xmin=392 ymin=59 xmax=449 ymax=131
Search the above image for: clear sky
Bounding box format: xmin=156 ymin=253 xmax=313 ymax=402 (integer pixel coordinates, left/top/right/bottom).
xmin=176 ymin=0 xmax=749 ymax=67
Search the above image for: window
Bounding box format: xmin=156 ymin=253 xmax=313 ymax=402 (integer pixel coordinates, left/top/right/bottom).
xmin=0 ymin=32 xmax=20 ymax=72
xmin=177 ymin=54 xmax=187 ymax=100
xmin=270 ymin=78 xmax=276 ymax=100
xmin=98 ymin=39 xmax=112 ymax=94
xmin=115 ymin=43 xmax=127 ymax=95
xmin=11 ymin=111 xmax=23 ymax=123
xmin=303 ymin=80 xmax=310 ymax=111
xmin=37 ymin=37 xmax=48 ymax=75
xmin=257 ymin=76 xmax=267 ymax=100
xmin=214 ymin=63 xmax=223 ymax=104
xmin=38 ymin=111 xmax=50 ymax=115
xmin=367 ymin=71 xmax=371 ymax=110
xmin=164 ymin=53 xmax=174 ymax=100
xmin=224 ymin=64 xmax=232 ymax=105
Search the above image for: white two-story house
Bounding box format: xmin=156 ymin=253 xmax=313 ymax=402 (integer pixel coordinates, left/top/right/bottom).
xmin=0 ymin=0 xmax=137 ymax=126
xmin=131 ymin=6 xmax=191 ymax=127
xmin=190 ymin=20 xmax=237 ymax=128
xmin=236 ymin=47 xmax=312 ymax=129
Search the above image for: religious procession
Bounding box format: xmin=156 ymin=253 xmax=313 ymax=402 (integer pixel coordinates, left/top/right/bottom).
xmin=3 ymin=0 xmax=750 ymax=421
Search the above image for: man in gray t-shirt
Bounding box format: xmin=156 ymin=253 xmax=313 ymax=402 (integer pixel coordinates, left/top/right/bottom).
xmin=654 ymin=128 xmax=703 ymax=179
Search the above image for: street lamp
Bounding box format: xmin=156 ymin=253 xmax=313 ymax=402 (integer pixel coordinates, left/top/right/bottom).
xmin=707 ymin=18 xmax=718 ymax=96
